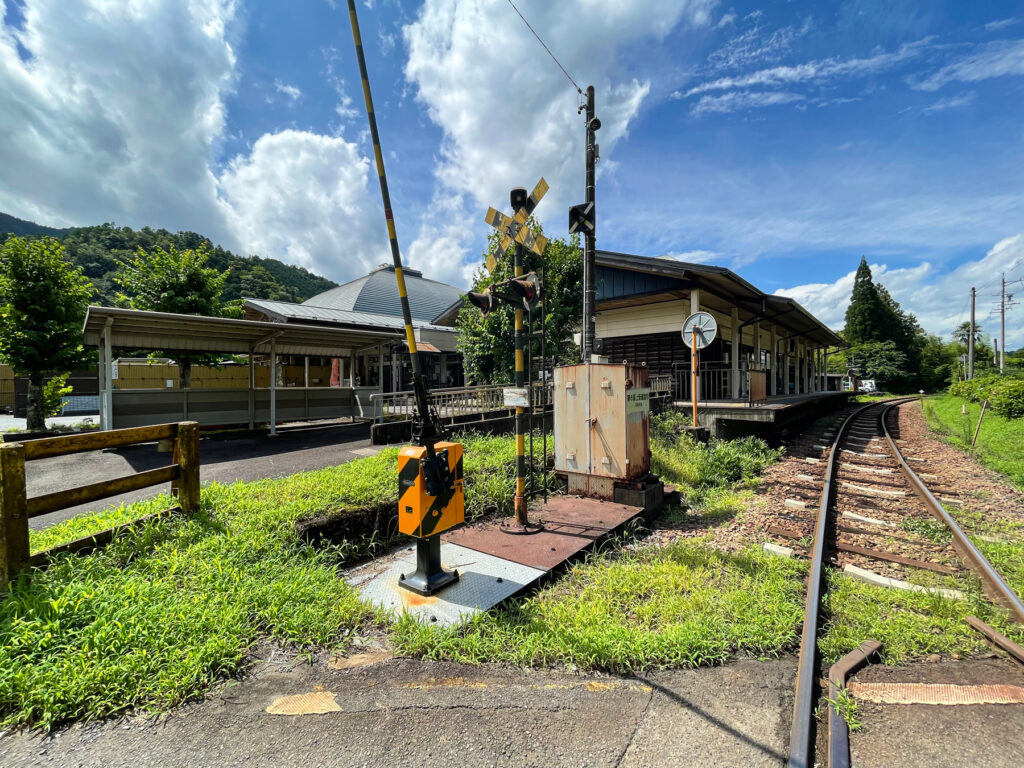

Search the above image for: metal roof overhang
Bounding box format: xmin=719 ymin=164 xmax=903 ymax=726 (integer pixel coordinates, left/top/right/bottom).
xmin=83 ymin=306 xmax=400 ymax=357
xmin=596 ymin=250 xmax=845 ymax=348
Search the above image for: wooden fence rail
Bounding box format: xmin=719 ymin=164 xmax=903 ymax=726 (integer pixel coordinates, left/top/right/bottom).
xmin=0 ymin=421 xmax=199 ymax=591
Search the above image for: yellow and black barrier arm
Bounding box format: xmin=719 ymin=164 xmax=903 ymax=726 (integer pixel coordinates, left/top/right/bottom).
xmin=346 ymin=0 xmax=445 ymax=474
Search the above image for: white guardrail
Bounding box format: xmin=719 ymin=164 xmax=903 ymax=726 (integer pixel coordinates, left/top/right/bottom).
xmin=369 ymin=375 xmax=672 ymax=426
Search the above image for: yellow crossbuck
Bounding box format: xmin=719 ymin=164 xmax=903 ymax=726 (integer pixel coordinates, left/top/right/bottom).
xmin=483 ymin=178 xmax=548 ymax=273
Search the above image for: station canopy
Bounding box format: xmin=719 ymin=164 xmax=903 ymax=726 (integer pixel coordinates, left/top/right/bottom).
xmin=83 ymin=306 xmax=400 ymax=357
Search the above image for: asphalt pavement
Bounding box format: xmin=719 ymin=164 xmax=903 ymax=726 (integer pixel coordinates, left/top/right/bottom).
xmin=24 ymin=421 xmax=380 ymax=529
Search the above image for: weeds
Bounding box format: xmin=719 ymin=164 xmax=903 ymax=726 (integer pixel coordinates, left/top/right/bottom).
xmin=827 ymin=687 xmax=863 ymax=732
xmin=392 ymin=540 xmax=806 ymax=672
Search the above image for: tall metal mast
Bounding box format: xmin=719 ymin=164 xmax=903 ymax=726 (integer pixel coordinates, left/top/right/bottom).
xmin=582 ymin=85 xmax=598 ymax=359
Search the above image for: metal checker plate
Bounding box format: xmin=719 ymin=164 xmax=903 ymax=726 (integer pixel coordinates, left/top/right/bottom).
xmin=347 ymin=542 xmax=545 ymax=627
xmin=446 ymin=496 xmax=641 ymax=571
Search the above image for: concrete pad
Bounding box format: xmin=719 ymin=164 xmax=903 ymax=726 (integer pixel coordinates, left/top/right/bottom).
xmin=347 ymin=542 xmax=545 ymax=626
xmin=1 ymin=658 xmax=798 ymax=768
xmin=621 ymin=660 xmax=796 ymax=768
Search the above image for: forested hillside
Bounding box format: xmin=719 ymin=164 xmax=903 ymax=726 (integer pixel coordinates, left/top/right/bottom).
xmin=0 ymin=214 xmax=336 ymax=304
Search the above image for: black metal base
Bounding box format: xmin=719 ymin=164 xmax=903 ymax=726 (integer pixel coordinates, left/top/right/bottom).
xmin=499 ymin=518 xmax=545 ymax=535
xmin=398 ymin=536 xmax=459 ymax=596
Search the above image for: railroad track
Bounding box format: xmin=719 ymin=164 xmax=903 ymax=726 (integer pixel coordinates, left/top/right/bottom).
xmin=779 ymin=397 xmax=1024 ymax=768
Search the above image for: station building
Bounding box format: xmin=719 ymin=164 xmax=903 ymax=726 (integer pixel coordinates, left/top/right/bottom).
xmin=243 ymin=264 xmax=464 ymax=392
xmin=594 ymin=250 xmax=846 ymax=431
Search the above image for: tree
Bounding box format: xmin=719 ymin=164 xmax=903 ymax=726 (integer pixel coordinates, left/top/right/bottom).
xmin=457 ymin=225 xmax=582 ymax=384
xmin=848 ymin=340 xmax=908 ymax=383
xmin=0 ymin=238 xmax=94 ymax=429
xmin=114 ymin=244 xmax=242 ymax=387
xmin=843 ymin=257 xmax=886 ymax=345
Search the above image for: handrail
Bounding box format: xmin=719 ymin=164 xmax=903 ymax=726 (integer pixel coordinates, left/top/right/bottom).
xmin=0 ymin=421 xmax=200 ymax=592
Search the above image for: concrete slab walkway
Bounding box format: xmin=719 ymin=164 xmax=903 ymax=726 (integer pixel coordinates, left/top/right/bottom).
xmin=0 ymin=656 xmax=796 ymax=768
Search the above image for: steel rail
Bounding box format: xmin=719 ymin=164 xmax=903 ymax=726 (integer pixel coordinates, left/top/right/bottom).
xmin=881 ymin=402 xmax=1024 ymax=623
xmin=787 ymin=400 xmax=879 ymax=768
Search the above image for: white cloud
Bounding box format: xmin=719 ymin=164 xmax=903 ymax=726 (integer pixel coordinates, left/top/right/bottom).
xmin=658 ymin=249 xmax=722 ymax=263
xmin=707 ymin=16 xmax=812 ymax=72
xmin=921 ymin=91 xmax=974 ymax=114
xmin=0 ymin=0 xmax=388 ymax=285
xmin=219 ymin=130 xmax=384 ymax=279
xmin=690 ymin=90 xmax=803 ymax=115
xmin=684 ymin=38 xmax=931 ymax=98
xmin=402 ymin=0 xmax=716 ymax=283
xmin=984 ymin=18 xmax=1020 ymax=32
xmin=0 ymin=0 xmax=238 ymax=237
xmin=913 ymin=38 xmax=1024 ymax=91
xmin=776 ymin=235 xmax=1024 ymax=349
xmin=273 ymin=79 xmax=302 ymax=102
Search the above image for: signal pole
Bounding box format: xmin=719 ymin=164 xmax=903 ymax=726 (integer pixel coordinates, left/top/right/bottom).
xmin=969 ymin=286 xmax=975 ymax=380
xmin=582 ymin=85 xmax=598 ymax=360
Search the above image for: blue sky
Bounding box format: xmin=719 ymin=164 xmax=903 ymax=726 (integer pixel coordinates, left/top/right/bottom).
xmin=2 ymin=1 xmax=1023 ymax=346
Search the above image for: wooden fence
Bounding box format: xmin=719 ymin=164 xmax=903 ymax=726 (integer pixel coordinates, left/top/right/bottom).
xmin=0 ymin=421 xmax=200 ymax=591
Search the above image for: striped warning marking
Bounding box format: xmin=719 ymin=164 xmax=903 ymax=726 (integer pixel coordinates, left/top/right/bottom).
xmin=849 ymin=682 xmax=1024 ymax=706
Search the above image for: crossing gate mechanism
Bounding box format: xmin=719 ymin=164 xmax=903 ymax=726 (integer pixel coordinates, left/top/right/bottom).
xmin=347 ymin=0 xmax=462 ymax=596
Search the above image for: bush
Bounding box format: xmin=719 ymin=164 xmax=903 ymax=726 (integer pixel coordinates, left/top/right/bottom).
xmin=990 ymin=379 xmax=1024 ymax=419
xmin=949 ymin=374 xmax=1002 ymax=403
xmin=41 ymin=373 xmax=72 ymax=417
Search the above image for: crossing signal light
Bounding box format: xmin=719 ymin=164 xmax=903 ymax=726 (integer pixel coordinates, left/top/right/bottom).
xmin=466 ymin=289 xmax=495 ymax=316
xmin=508 ymin=272 xmax=541 ymax=310
xmin=569 ymin=201 xmax=595 ymax=235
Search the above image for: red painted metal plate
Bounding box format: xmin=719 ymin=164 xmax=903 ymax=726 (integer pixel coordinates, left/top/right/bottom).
xmin=445 ymin=496 xmax=641 ymax=571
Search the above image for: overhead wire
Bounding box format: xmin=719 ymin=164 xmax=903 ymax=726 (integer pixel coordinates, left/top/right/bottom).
xmin=505 ymin=0 xmax=583 ymax=95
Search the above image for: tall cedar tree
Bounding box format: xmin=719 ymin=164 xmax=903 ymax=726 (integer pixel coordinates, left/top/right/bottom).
xmin=457 ymin=226 xmax=582 ymax=384
xmin=114 ymin=245 xmax=242 ymax=387
xmin=0 ymin=238 xmax=94 ymax=429
xmin=843 ymin=257 xmax=886 ymax=344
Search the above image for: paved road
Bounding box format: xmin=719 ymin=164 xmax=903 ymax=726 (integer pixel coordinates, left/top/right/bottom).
xmin=25 ymin=422 xmax=380 ymax=529
xmin=0 ymin=655 xmax=796 ymax=767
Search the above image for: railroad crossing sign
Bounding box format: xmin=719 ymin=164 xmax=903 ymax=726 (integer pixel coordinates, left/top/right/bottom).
xmin=682 ymin=311 xmax=717 ymax=350
xmin=568 ymin=201 xmax=595 ymax=235
xmin=483 ymin=178 xmax=549 ymax=273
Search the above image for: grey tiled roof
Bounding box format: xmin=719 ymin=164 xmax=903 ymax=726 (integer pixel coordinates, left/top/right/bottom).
xmin=302 ymin=265 xmax=463 ymax=323
xmin=244 ymin=298 xmax=454 ymax=333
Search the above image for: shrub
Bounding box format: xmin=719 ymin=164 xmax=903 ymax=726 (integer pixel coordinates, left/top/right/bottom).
xmin=950 ymin=374 xmax=1001 ymax=403
xmin=41 ymin=373 xmax=73 ymax=418
xmin=990 ymin=379 xmax=1024 ymax=419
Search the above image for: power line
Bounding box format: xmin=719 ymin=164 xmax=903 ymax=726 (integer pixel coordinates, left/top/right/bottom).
xmin=505 ymin=0 xmax=583 ymax=95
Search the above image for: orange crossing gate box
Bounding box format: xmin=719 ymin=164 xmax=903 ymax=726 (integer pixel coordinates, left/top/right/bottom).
xmin=397 ymin=441 xmax=465 ymax=537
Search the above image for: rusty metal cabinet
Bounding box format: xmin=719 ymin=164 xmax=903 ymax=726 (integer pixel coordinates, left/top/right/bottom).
xmin=554 ymin=363 xmax=650 ymax=488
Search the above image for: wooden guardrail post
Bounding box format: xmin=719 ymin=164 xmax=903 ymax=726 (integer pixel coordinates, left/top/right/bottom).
xmin=0 ymin=443 xmax=29 ymax=590
xmin=171 ymin=421 xmax=200 ymax=513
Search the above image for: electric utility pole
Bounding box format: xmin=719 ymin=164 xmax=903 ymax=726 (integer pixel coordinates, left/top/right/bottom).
xmin=1001 ymin=273 xmax=1007 ymax=374
xmin=969 ymin=286 xmax=975 ymax=380
xmin=580 ymin=86 xmax=599 ymax=360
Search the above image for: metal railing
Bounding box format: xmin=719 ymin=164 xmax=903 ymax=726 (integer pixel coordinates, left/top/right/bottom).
xmin=369 ymin=383 xmax=552 ymax=426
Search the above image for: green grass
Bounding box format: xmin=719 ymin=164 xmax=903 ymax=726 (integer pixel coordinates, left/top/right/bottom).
xmin=650 ymin=410 xmax=782 ymax=525
xmin=923 ymin=394 xmax=1024 ymax=487
xmin=393 ymin=540 xmax=807 ymax=671
xmin=2 ymin=421 xmax=789 ymax=730
xmin=820 ymin=568 xmax=1024 ymax=664
xmin=1 ymin=433 xmax=518 ymax=730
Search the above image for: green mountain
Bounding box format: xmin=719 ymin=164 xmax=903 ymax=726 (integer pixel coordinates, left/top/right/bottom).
xmin=0 ymin=213 xmax=336 ymax=305
xmin=0 ymin=212 xmax=67 ymax=238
